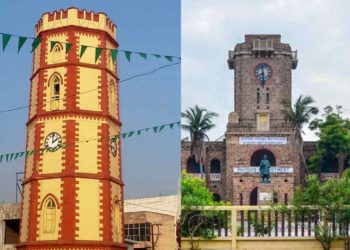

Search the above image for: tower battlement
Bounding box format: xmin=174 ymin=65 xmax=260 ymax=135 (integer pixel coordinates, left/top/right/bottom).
xmin=35 ymin=7 xmax=116 ymax=38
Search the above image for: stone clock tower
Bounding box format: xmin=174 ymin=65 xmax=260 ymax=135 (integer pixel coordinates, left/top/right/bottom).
xmin=226 ymin=35 xmax=299 ymax=205
xmin=18 ymin=8 xmax=126 ymax=249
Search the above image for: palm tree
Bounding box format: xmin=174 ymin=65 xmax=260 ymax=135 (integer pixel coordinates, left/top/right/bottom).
xmin=281 ymin=95 xmax=319 ymax=175
xmin=181 ymin=105 xmax=218 ymax=174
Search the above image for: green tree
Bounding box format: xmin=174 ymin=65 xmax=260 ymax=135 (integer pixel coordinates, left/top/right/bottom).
xmin=181 ymin=172 xmax=225 ymax=250
xmin=293 ymin=170 xmax=350 ymax=250
xmin=309 ymin=106 xmax=350 ymax=175
xmin=281 ymin=95 xmax=318 ymax=175
xmin=181 ymin=105 xmax=218 ymax=174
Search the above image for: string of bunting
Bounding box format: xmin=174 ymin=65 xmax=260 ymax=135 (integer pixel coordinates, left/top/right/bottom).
xmin=0 ymin=121 xmax=180 ymax=164
xmin=0 ymin=61 xmax=180 ymax=114
xmin=0 ymin=32 xmax=181 ymax=62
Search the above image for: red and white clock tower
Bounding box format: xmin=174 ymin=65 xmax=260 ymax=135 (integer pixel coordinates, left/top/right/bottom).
xmin=18 ymin=8 xmax=126 ymax=250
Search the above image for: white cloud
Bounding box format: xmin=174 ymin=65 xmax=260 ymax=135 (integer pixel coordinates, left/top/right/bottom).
xmin=182 ymin=0 xmax=350 ymax=141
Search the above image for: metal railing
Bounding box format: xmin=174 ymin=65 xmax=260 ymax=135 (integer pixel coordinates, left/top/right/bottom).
xmin=182 ymin=206 xmax=350 ymax=249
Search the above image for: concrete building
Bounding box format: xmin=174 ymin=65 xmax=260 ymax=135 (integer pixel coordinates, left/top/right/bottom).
xmin=182 ymin=34 xmax=318 ymax=205
xmin=124 ymin=195 xmax=180 ymax=250
xmin=0 ymin=196 xmax=180 ymax=250
xmin=0 ymin=204 xmax=20 ymax=250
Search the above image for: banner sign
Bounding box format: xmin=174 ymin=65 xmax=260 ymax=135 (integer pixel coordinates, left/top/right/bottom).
xmin=320 ymin=173 xmax=339 ymax=181
xmin=233 ymin=166 xmax=293 ymax=173
xmin=259 ymin=192 xmax=272 ymax=201
xmin=239 ymin=137 xmax=287 ymax=145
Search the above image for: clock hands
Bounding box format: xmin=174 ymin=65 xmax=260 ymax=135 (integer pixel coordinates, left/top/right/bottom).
xmin=52 ymin=136 xmax=60 ymax=144
xmin=260 ymin=69 xmax=265 ymax=86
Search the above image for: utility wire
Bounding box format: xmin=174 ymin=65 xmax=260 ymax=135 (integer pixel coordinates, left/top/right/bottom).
xmin=0 ymin=61 xmax=180 ymax=114
xmin=0 ymin=120 xmax=180 ymax=163
xmin=124 ymin=201 xmax=178 ymax=215
xmin=214 ymin=134 xmax=225 ymax=141
xmin=0 ymin=32 xmax=181 ymax=59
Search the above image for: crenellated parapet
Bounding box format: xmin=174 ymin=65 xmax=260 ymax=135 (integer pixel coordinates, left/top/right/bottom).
xmin=35 ymin=8 xmax=116 ymax=39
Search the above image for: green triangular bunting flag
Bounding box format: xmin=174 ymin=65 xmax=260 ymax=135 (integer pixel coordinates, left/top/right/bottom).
xmin=13 ymin=152 xmax=21 ymax=161
xmin=2 ymin=33 xmax=11 ymax=51
xmin=165 ymin=56 xmax=173 ymax=62
xmin=137 ymin=130 xmax=142 ymax=135
xmin=65 ymin=43 xmax=72 ymax=54
xmin=124 ymin=51 xmax=131 ymax=62
xmin=95 ymin=47 xmax=102 ymax=63
xmin=122 ymin=133 xmax=127 ymax=139
xmin=18 ymin=36 xmax=27 ymax=53
xmin=50 ymin=41 xmax=57 ymax=52
xmin=79 ymin=45 xmax=87 ymax=58
xmin=152 ymin=54 xmax=161 ymax=58
xmin=9 ymin=153 xmax=15 ymax=161
xmin=0 ymin=155 xmax=3 ymax=163
xmin=153 ymin=127 xmax=158 ymax=133
xmin=158 ymin=125 xmax=166 ymax=132
xmin=31 ymin=38 xmax=41 ymax=53
xmin=128 ymin=132 xmax=134 ymax=138
xmin=169 ymin=123 xmax=175 ymax=129
xmin=26 ymin=150 xmax=34 ymax=157
xmin=111 ymin=49 xmax=118 ymax=63
xmin=138 ymin=52 xmax=147 ymax=59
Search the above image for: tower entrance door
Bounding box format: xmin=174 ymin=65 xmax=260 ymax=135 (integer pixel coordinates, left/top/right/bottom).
xmin=249 ymin=187 xmax=258 ymax=205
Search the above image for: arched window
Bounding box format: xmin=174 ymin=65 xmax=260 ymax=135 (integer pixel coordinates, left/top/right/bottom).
xmin=52 ymin=43 xmax=63 ymax=63
xmin=186 ymin=156 xmax=201 ymax=173
xmin=42 ymin=197 xmax=57 ymax=234
xmin=250 ymin=149 xmax=276 ymax=166
xmin=273 ymin=191 xmax=278 ymax=203
xmin=249 ymin=187 xmax=258 ymax=205
xmin=210 ymin=159 xmax=221 ymax=173
xmin=284 ymin=193 xmax=288 ymax=205
xmin=266 ymin=88 xmax=270 ymax=106
xmin=50 ymin=74 xmax=61 ymax=110
xmin=213 ymin=193 xmax=221 ymax=202
xmin=256 ymin=88 xmax=260 ymax=106
xmin=109 ymin=80 xmax=116 ymax=107
xmin=113 ymin=196 xmax=122 ymax=241
xmin=321 ymin=155 xmax=339 ymax=173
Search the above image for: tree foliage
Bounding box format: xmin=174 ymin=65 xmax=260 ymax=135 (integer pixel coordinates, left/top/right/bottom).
xmin=181 ymin=105 xmax=218 ymax=173
xmin=181 ymin=172 xmax=227 ymax=249
xmin=309 ymin=106 xmax=350 ymax=174
xmin=293 ymin=170 xmax=350 ymax=250
xmin=281 ymin=95 xmax=319 ymax=133
xmin=281 ymin=95 xmax=318 ymax=176
xmin=182 ymin=172 xmax=217 ymax=208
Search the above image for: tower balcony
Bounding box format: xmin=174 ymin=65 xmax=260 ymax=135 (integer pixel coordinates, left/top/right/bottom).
xmin=227 ymin=50 xmax=235 ymax=69
xmin=292 ymin=50 xmax=298 ymax=69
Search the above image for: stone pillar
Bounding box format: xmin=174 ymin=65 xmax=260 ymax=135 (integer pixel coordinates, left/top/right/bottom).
xmin=257 ymin=183 xmax=274 ymax=205
xmin=0 ymin=220 xmax=5 ymax=245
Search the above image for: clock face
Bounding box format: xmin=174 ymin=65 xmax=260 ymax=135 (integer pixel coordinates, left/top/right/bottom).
xmin=110 ymin=138 xmax=117 ymax=157
xmin=45 ymin=132 xmax=62 ymax=152
xmin=254 ymin=63 xmax=272 ymax=83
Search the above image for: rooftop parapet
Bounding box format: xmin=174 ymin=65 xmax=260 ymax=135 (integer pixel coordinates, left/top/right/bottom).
xmin=35 ymin=7 xmax=116 ymax=39
xmin=228 ymin=34 xmax=297 ymax=69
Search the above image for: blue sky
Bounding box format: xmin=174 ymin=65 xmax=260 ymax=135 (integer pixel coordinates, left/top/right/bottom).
xmin=0 ymin=0 xmax=180 ymax=202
